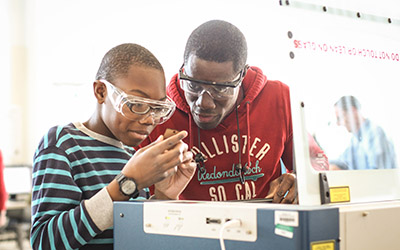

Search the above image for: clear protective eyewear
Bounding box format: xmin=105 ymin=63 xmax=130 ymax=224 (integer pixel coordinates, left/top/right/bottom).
xmin=179 ymin=64 xmax=245 ymax=100
xmin=101 ymin=79 xmax=176 ymax=124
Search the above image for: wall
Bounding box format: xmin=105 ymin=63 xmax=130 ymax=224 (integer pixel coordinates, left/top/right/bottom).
xmin=1 ymin=0 xmax=399 ymax=165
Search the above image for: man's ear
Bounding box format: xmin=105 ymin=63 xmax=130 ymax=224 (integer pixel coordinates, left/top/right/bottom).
xmin=93 ymin=80 xmax=107 ymax=104
xmin=242 ymin=64 xmax=250 ymax=78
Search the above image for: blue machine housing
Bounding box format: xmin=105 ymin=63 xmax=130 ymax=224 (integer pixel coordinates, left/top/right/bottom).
xmin=114 ymin=201 xmax=339 ymax=250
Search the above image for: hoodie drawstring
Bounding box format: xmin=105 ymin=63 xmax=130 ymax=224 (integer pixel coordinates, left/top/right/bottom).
xmin=246 ymin=101 xmax=251 ymax=171
xmin=234 ymin=103 xmax=245 ymax=184
xmin=188 ymin=112 xmax=193 ymax=148
xmin=195 ymin=126 xmax=207 ymax=173
xmin=235 ymin=101 xmax=251 ymax=184
xmin=188 ymin=112 xmax=206 ymax=173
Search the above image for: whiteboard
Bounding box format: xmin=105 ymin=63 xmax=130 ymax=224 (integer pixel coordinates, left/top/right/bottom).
xmin=278 ymin=1 xmax=400 ymax=205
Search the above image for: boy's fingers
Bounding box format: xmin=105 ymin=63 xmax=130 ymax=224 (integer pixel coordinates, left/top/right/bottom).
xmin=139 ymin=131 xmax=187 ymax=156
xmin=154 ymin=131 xmax=188 ymax=153
xmin=182 ymin=151 xmax=194 ymax=163
xmin=163 ymin=166 xmax=178 ymax=179
xmin=139 ymin=135 xmax=163 ymax=151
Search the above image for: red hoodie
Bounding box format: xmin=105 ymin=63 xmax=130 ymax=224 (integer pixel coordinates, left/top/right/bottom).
xmin=141 ymin=66 xmax=293 ymax=201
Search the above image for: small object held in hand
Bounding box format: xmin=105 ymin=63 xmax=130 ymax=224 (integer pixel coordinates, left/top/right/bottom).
xmin=163 ymin=128 xmax=179 ymax=139
xmin=195 ymin=153 xmax=207 ymax=173
xmin=235 ymin=163 xmax=247 ymax=184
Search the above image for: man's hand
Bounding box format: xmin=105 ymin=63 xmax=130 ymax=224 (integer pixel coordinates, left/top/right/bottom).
xmin=265 ymin=173 xmax=297 ymax=204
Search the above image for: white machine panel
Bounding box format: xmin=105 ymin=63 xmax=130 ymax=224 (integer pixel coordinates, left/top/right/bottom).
xmin=339 ymin=200 xmax=400 ymax=250
xmin=143 ymin=201 xmax=257 ymax=241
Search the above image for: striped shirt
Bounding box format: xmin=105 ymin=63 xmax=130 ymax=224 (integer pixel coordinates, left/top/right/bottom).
xmin=31 ymin=122 xmax=145 ymax=249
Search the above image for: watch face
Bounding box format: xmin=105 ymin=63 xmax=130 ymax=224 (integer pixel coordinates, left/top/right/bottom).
xmin=121 ymin=180 xmax=136 ymax=195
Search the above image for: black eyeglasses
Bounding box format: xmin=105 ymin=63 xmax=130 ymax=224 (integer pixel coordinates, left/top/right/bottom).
xmin=178 ymin=64 xmax=245 ymax=100
xmin=179 ymin=64 xmax=245 ymax=88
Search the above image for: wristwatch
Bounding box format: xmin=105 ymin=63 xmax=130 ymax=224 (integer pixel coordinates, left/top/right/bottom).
xmin=115 ymin=172 xmax=139 ymax=198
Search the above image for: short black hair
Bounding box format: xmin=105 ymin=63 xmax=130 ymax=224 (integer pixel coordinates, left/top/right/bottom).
xmin=184 ymin=20 xmax=247 ymax=74
xmin=95 ymin=43 xmax=164 ymax=82
xmin=335 ymin=95 xmax=361 ymax=111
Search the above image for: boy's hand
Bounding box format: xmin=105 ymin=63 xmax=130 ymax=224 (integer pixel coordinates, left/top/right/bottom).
xmin=122 ymin=131 xmax=194 ymax=193
xmin=154 ymin=153 xmax=196 ymax=200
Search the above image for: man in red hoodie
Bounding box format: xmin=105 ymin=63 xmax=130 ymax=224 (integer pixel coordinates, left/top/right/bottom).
xmin=141 ymin=20 xmax=296 ymax=203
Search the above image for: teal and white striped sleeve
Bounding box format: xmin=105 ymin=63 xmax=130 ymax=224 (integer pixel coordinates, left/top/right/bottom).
xmin=31 ymin=146 xmax=103 ymax=250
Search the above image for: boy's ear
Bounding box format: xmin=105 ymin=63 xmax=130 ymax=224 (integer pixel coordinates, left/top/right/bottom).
xmin=93 ymin=80 xmax=107 ymax=104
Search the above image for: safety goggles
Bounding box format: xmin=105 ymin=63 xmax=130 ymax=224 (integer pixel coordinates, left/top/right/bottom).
xmin=178 ymin=64 xmax=244 ymax=100
xmin=101 ymin=79 xmax=176 ymax=124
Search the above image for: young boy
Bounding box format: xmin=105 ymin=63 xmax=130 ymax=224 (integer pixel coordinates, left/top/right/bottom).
xmin=30 ymin=43 xmax=196 ymax=249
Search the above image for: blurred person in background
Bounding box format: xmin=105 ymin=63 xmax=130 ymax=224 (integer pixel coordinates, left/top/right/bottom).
xmin=330 ymin=95 xmax=397 ymax=170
